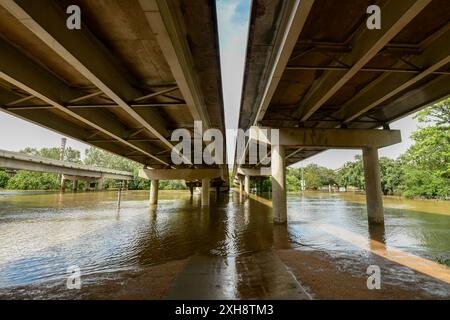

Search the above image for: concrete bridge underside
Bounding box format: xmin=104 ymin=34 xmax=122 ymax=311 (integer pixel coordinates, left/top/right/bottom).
xmin=0 ymin=0 xmax=228 ymax=197
xmin=0 ymin=0 xmax=448 ymax=216
xmin=235 ymin=0 xmax=450 ymax=224
xmin=0 ymin=149 xmax=133 ymax=191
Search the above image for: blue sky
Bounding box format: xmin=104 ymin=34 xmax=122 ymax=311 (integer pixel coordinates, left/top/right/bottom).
xmin=0 ymin=0 xmax=420 ymax=169
xmin=216 ymin=0 xmax=252 ymax=164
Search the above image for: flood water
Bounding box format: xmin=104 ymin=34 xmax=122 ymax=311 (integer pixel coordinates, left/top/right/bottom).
xmin=0 ymin=190 xmax=449 ymax=298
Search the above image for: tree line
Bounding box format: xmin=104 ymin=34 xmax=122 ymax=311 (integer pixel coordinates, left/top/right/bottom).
xmin=0 ymin=146 xmax=187 ymax=191
xmin=1 ymin=99 xmax=448 ymax=198
xmin=250 ymin=99 xmax=449 ymax=200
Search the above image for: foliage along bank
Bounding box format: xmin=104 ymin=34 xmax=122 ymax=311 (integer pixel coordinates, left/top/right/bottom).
xmin=1 ymin=99 xmax=448 ymax=198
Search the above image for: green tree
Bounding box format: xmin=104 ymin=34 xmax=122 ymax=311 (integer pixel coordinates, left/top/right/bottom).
xmin=159 ymin=180 xmax=188 ymax=190
xmin=7 ymin=171 xmax=59 ymax=190
xmin=379 ymin=157 xmax=403 ymax=195
xmin=84 ymin=147 xmax=146 ymax=190
xmin=3 ymin=146 xmax=81 ymax=191
xmin=84 ymin=147 xmax=138 ymax=172
xmin=286 ymin=174 xmax=300 ymax=192
xmin=400 ymin=99 xmax=450 ymax=198
xmin=401 ymin=169 xmax=449 ymax=199
xmin=337 ymin=156 xmax=365 ymax=190
xmin=0 ymin=170 xmax=10 ymax=188
xmin=21 ymin=147 xmax=81 ymax=163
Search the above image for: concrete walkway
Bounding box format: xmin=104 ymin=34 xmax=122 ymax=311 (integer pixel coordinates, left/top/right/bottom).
xmin=163 ymin=250 xmax=311 ymax=300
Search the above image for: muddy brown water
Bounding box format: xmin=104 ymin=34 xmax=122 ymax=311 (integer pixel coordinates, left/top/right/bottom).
xmin=0 ymin=190 xmax=449 ymax=298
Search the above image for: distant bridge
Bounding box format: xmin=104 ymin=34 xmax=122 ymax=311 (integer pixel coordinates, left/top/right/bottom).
xmin=0 ymin=149 xmax=133 ymax=191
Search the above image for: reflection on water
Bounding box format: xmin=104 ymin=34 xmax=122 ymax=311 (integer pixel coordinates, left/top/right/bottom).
xmin=0 ymin=190 xmax=449 ymax=294
xmin=0 ymin=191 xmax=273 ymax=288
xmin=285 ymin=192 xmax=450 ymax=260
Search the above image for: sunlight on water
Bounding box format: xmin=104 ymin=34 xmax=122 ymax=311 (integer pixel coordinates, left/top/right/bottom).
xmin=0 ymin=190 xmax=448 ymax=294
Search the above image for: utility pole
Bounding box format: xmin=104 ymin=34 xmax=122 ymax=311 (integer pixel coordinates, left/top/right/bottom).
xmin=301 ymin=165 xmax=305 ymax=192
xmin=59 ymin=138 xmax=67 ymax=192
xmin=117 ymin=181 xmax=123 ymax=208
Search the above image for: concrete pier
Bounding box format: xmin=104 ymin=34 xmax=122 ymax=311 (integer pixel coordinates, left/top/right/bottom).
xmin=72 ymin=180 xmax=78 ymax=192
xmin=150 ymin=180 xmax=159 ymax=205
xmin=60 ymin=178 xmax=66 ymax=192
xmin=139 ymin=168 xmax=224 ymax=207
xmin=362 ymin=147 xmax=384 ymax=224
xmin=244 ymin=175 xmax=250 ymax=196
xmin=97 ymin=178 xmax=103 ymax=191
xmin=202 ymin=178 xmax=210 ymax=207
xmin=271 ymin=145 xmax=287 ymax=224
xmin=239 ymin=176 xmax=244 ymax=202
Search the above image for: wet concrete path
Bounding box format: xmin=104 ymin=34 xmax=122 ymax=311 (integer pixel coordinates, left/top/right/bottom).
xmin=164 ymin=251 xmax=311 ymax=300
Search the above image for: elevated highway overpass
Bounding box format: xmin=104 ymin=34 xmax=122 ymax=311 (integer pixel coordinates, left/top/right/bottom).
xmin=235 ymin=0 xmax=450 ymax=224
xmin=0 ymin=0 xmax=448 ymax=215
xmin=0 ymin=0 xmax=227 ymax=202
xmin=0 ymin=149 xmax=133 ymax=191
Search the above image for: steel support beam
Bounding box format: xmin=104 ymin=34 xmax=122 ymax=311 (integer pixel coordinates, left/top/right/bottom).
xmin=293 ymin=0 xmax=431 ymax=121
xmin=253 ymin=0 xmax=315 ymax=124
xmin=133 ymin=86 xmax=179 ymax=103
xmin=0 ymin=0 xmax=186 ymax=161
xmin=330 ymin=29 xmax=450 ymax=123
xmin=285 ymin=65 xmax=450 ymax=75
xmin=371 ymin=75 xmax=450 ymax=123
xmin=235 ymin=0 xmax=314 ymax=169
xmin=0 ymin=37 xmax=169 ymax=166
xmin=139 ymin=0 xmax=211 ymax=130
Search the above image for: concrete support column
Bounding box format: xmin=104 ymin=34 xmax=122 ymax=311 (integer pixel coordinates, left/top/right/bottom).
xmin=72 ymin=180 xmax=78 ymax=192
xmin=238 ymin=176 xmax=244 ymax=203
xmin=216 ymin=186 xmax=220 ymax=200
xmin=97 ymin=178 xmax=104 ymax=191
xmin=60 ymin=177 xmax=66 ymax=192
xmin=362 ymin=147 xmax=384 ymax=224
xmin=244 ymin=175 xmax=250 ymax=195
xmin=201 ymin=178 xmax=210 ymax=207
xmin=150 ymin=180 xmax=159 ymax=205
xmin=239 ymin=176 xmax=244 ymax=195
xmin=271 ymin=144 xmax=287 ymax=224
